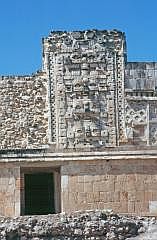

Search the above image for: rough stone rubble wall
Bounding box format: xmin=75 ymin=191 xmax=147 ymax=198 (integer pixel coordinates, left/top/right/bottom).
xmin=43 ymin=30 xmax=126 ymax=150
xmin=125 ymin=63 xmax=157 ymax=146
xmin=0 ymin=73 xmax=49 ymax=149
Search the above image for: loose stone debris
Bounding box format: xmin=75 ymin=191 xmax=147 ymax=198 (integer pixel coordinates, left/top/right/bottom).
xmin=0 ymin=210 xmax=155 ymax=240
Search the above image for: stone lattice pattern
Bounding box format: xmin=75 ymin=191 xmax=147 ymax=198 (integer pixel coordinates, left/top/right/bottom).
xmin=125 ymin=63 xmax=157 ymax=146
xmin=43 ymin=30 xmax=126 ymax=149
xmin=0 ymin=72 xmax=48 ymax=149
xmin=1 ymin=30 xmax=157 ymax=150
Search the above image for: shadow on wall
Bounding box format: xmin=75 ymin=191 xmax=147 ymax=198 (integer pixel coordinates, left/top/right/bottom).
xmin=62 ymin=159 xmax=157 ymax=176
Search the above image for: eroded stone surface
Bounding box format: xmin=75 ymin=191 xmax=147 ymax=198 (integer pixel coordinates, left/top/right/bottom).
xmin=1 ymin=30 xmax=157 ymax=150
xmin=0 ymin=72 xmax=48 ymax=149
xmin=0 ymin=210 xmax=152 ymax=240
xmin=43 ymin=30 xmax=126 ymax=149
xmin=125 ymin=62 xmax=157 ymax=146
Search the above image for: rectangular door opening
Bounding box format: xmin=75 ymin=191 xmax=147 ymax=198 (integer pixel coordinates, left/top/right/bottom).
xmin=24 ymin=172 xmax=55 ymax=215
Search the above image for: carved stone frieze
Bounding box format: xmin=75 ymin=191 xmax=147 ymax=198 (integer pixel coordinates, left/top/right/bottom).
xmin=43 ymin=30 xmax=126 ymax=149
xmin=125 ymin=63 xmax=157 ymax=146
xmin=1 ymin=30 xmax=157 ymax=151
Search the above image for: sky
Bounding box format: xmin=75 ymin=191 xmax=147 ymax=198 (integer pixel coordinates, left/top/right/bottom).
xmin=0 ymin=0 xmax=157 ymax=75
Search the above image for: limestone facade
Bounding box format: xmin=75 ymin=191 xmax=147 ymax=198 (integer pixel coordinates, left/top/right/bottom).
xmin=0 ymin=29 xmax=157 ymax=217
xmin=43 ymin=30 xmax=126 ymax=149
xmin=61 ymin=157 xmax=157 ymax=214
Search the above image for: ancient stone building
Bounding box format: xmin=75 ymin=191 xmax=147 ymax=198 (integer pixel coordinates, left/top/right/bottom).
xmin=1 ymin=29 xmax=157 ymax=217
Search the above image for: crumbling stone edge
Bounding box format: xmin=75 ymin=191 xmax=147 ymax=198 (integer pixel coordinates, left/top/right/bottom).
xmin=0 ymin=210 xmax=156 ymax=239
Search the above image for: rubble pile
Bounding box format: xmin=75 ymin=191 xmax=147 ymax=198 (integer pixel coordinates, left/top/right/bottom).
xmin=0 ymin=210 xmax=154 ymax=239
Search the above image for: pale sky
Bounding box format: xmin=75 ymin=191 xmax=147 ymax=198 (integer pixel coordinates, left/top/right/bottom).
xmin=0 ymin=0 xmax=157 ymax=75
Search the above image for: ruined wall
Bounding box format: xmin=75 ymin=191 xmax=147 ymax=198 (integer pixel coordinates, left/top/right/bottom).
xmin=43 ymin=30 xmax=126 ymax=150
xmin=1 ymin=30 xmax=157 ymax=151
xmin=125 ymin=63 xmax=157 ymax=146
xmin=0 ymin=211 xmax=147 ymax=240
xmin=0 ymin=72 xmax=49 ymax=149
xmin=61 ymin=159 xmax=157 ymax=214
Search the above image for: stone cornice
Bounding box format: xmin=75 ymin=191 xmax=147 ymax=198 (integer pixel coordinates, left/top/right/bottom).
xmin=0 ymin=149 xmax=157 ymax=162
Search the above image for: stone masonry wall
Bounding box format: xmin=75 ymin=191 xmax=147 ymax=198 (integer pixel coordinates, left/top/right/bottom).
xmin=1 ymin=30 xmax=157 ymax=151
xmin=61 ymin=159 xmax=157 ymax=215
xmin=0 ymin=165 xmax=20 ymax=217
xmin=0 ymin=72 xmax=49 ymax=149
xmin=125 ymin=63 xmax=157 ymax=146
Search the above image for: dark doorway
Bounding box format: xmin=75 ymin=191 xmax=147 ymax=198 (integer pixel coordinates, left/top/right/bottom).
xmin=24 ymin=173 xmax=55 ymax=215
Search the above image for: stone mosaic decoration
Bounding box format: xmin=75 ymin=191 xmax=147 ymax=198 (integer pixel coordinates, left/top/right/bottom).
xmin=43 ymin=30 xmax=126 ymax=149
xmin=1 ymin=30 xmax=157 ymax=150
xmin=125 ymin=63 xmax=157 ymax=146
